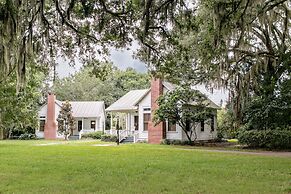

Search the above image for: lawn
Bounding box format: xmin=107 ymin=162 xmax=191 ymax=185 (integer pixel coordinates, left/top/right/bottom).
xmin=0 ymin=140 xmax=290 ymax=194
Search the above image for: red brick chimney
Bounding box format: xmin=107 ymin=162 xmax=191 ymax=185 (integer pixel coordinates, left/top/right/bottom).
xmin=44 ymin=93 xmax=57 ymax=139
xmin=148 ymin=78 xmax=166 ymax=144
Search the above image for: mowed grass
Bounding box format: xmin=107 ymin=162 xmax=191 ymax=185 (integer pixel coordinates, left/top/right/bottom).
xmin=0 ymin=140 xmax=290 ymax=194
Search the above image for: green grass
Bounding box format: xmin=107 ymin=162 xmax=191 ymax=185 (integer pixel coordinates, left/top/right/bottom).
xmin=0 ymin=140 xmax=290 ymax=194
xmin=227 ymin=138 xmax=239 ymax=143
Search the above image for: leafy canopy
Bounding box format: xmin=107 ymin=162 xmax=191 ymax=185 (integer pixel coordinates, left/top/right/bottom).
xmin=53 ymin=64 xmax=150 ymax=107
xmin=57 ymin=101 xmax=76 ymax=140
xmin=154 ymin=86 xmax=214 ymax=143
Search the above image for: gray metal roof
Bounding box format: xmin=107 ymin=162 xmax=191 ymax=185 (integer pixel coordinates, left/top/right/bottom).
xmin=106 ymin=89 xmax=150 ymax=112
xmin=105 ymin=81 xmax=219 ymax=112
xmin=163 ymin=81 xmax=176 ymax=91
xmin=69 ymin=101 xmax=105 ymax=117
xmin=39 ymin=100 xmax=105 ymax=118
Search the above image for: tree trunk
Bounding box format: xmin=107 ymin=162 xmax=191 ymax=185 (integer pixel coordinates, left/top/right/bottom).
xmin=182 ymin=128 xmax=193 ymax=145
xmin=0 ymin=113 xmax=3 ymax=140
xmin=0 ymin=128 xmax=3 ymax=140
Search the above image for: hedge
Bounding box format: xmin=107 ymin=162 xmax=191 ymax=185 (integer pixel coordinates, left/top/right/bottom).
xmin=101 ymin=134 xmax=117 ymax=142
xmin=238 ymin=129 xmax=291 ymax=149
xmin=81 ymin=131 xmax=103 ymax=139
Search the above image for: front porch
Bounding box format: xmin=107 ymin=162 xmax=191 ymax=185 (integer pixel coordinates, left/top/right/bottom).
xmin=71 ymin=117 xmax=103 ymax=139
xmin=105 ymin=111 xmax=140 ymax=143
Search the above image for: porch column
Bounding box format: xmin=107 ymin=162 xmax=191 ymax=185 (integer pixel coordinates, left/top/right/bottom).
xmin=125 ymin=113 xmax=128 ymax=131
xmin=110 ymin=112 xmax=113 ymax=131
xmin=127 ymin=113 xmax=131 ymax=131
xmin=95 ymin=118 xmax=98 ymax=131
xmin=82 ymin=118 xmax=84 ymax=130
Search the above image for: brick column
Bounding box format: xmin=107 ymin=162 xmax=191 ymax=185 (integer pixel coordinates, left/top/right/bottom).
xmin=44 ymin=93 xmax=57 ymax=139
xmin=148 ymin=78 xmax=165 ymax=144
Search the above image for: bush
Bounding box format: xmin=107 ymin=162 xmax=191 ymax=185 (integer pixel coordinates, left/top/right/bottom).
xmin=161 ymin=139 xmax=191 ymax=145
xmin=238 ymin=129 xmax=291 ymax=149
xmin=101 ymin=134 xmax=117 ymax=142
xmin=82 ymin=131 xmax=103 ymax=139
xmin=18 ymin=133 xmax=36 ymax=140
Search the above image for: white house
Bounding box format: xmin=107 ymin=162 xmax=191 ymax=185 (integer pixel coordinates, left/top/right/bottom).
xmin=37 ymin=94 xmax=106 ymax=139
xmin=106 ymin=79 xmax=220 ymax=144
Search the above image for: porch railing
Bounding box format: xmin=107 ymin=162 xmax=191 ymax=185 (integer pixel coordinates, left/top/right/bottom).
xmin=133 ymin=131 xmax=139 ymax=143
xmin=105 ymin=129 xmax=139 ymax=143
xmin=118 ymin=130 xmax=129 ymax=143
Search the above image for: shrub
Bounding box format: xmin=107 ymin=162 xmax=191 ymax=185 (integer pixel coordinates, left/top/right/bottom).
xmin=238 ymin=129 xmax=291 ymax=149
xmin=82 ymin=131 xmax=103 ymax=139
xmin=18 ymin=133 xmax=36 ymax=140
xmin=161 ymin=139 xmax=191 ymax=145
xmin=101 ymin=134 xmax=117 ymax=142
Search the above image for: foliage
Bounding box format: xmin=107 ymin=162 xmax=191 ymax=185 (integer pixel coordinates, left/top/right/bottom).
xmin=243 ymin=77 xmax=291 ymax=130
xmin=53 ymin=65 xmax=150 ymax=107
xmin=0 ymin=0 xmax=135 ymax=91
xmin=57 ymin=101 xmax=76 ymax=140
xmin=0 ymin=66 xmax=43 ymax=139
xmin=81 ymin=131 xmax=103 ymax=139
xmin=101 ymin=134 xmax=117 ymax=142
xmin=18 ymin=133 xmax=37 ymax=140
xmin=154 ymin=86 xmax=214 ymax=144
xmin=161 ymin=139 xmax=191 ymax=146
xmin=217 ymin=108 xmax=239 ymax=138
xmin=136 ymin=0 xmax=290 ymax=123
xmin=238 ymin=129 xmax=291 ymax=149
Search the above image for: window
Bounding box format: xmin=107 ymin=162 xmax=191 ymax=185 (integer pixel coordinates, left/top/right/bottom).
xmin=78 ymin=120 xmax=82 ymax=131
xmin=186 ymin=119 xmax=191 ymax=131
xmin=143 ymin=113 xmax=150 ymax=131
xmin=201 ymin=120 xmax=205 ymax=132
xmin=211 ymin=115 xmax=215 ymax=131
xmin=134 ymin=116 xmax=139 ymax=130
xmin=39 ymin=120 xmax=45 ymax=131
xmin=143 ymin=108 xmax=151 ymax=111
xmin=91 ymin=121 xmax=96 ymax=129
xmin=167 ymin=120 xmax=176 ymax=131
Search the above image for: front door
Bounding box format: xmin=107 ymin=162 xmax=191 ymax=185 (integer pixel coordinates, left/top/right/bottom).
xmin=134 ymin=116 xmax=139 ymax=131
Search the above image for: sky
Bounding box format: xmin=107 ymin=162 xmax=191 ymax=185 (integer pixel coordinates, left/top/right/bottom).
xmin=56 ymin=48 xmax=228 ymax=106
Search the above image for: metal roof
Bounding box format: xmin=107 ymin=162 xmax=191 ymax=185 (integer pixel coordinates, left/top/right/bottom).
xmin=106 ymin=89 xmax=150 ymax=112
xmin=39 ymin=101 xmax=105 ymax=118
xmin=69 ymin=101 xmax=105 ymax=117
xmin=105 ymin=81 xmax=220 ymax=112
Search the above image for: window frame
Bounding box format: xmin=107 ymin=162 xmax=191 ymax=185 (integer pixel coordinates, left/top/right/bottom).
xmin=143 ymin=113 xmax=151 ymax=131
xmin=78 ymin=120 xmax=83 ymax=131
xmin=167 ymin=120 xmax=176 ymax=132
xmin=90 ymin=120 xmax=96 ymax=130
xmin=39 ymin=120 xmax=45 ymax=132
xmin=211 ymin=115 xmax=215 ymax=131
xmin=201 ymin=120 xmax=205 ymax=132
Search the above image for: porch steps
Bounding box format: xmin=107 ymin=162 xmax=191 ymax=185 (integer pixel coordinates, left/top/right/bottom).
xmin=121 ymin=136 xmax=134 ymax=143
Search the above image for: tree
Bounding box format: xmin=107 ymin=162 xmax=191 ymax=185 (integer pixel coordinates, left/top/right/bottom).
xmin=53 ymin=65 xmax=150 ymax=107
xmin=57 ymin=101 xmax=76 ymax=140
xmin=153 ymin=86 xmax=213 ymax=144
xmin=243 ymin=77 xmax=291 ymax=130
xmin=0 ymin=0 xmax=135 ymax=91
xmin=0 ymin=65 xmax=43 ymax=139
xmin=135 ymin=0 xmax=290 ymax=124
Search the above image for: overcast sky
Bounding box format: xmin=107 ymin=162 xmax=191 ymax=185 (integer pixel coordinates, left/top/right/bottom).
xmin=56 ymin=48 xmax=228 ymax=106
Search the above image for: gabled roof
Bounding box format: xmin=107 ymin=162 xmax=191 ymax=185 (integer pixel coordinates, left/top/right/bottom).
xmin=106 ymin=89 xmax=150 ymax=112
xmin=69 ymin=101 xmax=105 ymax=117
xmin=39 ymin=100 xmax=105 ymax=118
xmin=162 ymin=81 xmax=176 ymax=91
xmin=105 ymin=81 xmax=220 ymax=112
